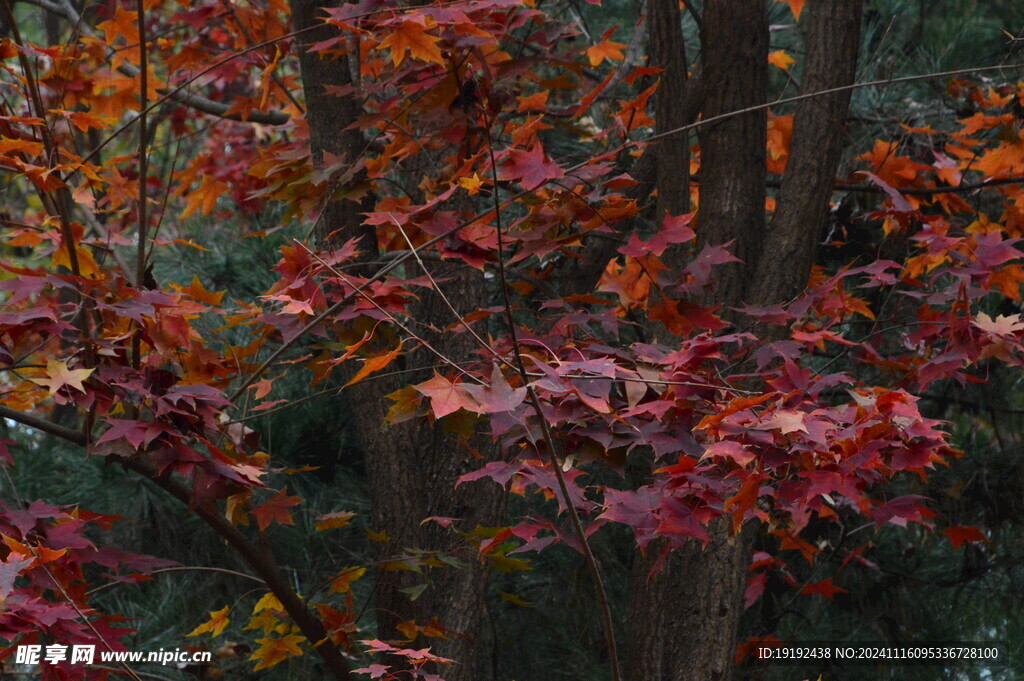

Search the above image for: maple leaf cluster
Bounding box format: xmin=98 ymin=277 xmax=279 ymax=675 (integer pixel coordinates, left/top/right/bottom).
xmin=0 ymin=0 xmax=1021 ymax=677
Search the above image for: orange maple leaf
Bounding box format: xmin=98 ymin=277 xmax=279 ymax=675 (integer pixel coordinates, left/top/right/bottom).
xmin=96 ymin=5 xmax=139 ymax=46
xmin=724 ymin=474 xmax=763 ymax=534
xmin=768 ymin=50 xmax=794 ymax=70
xmin=173 ymin=275 xmax=226 ymax=306
xmin=378 ymin=20 xmax=444 ymax=67
xmin=766 ymin=113 xmax=794 ymax=174
xmin=181 ymin=175 xmax=229 ymax=218
xmin=250 ymin=634 xmax=305 ymax=671
xmin=974 ymin=132 xmax=1024 ymax=178
xmin=587 ymin=38 xmax=626 ymax=66
xmin=344 ymin=344 xmax=403 ymax=388
xmin=329 ymin=567 xmax=366 ymax=594
xmin=775 ymin=0 xmax=806 ymax=20
xmin=516 ymin=90 xmax=549 ymax=113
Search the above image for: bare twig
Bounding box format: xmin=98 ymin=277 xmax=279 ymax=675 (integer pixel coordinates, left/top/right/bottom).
xmin=645 ymin=62 xmax=1024 ymax=146
xmin=132 ymin=0 xmax=149 ymax=370
xmin=480 ymin=118 xmax=622 ymax=681
xmin=87 ymin=566 xmax=266 ymax=595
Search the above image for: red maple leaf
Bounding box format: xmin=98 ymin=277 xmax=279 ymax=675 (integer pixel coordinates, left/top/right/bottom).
xmin=800 ymin=578 xmax=847 ymax=598
xmin=252 ymin=489 xmax=302 ymax=531
xmin=942 ymin=525 xmax=988 ymax=549
xmin=497 ymin=143 xmax=564 ymax=190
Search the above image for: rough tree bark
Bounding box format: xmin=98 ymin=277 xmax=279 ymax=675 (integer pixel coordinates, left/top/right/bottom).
xmin=695 ymin=0 xmax=769 ymax=310
xmin=627 ymin=2 xmax=864 ymax=681
xmin=290 ymin=3 xmax=503 ymax=679
xmin=752 ymin=0 xmax=865 ymax=305
xmin=626 ymin=4 xmax=767 ymax=679
xmin=648 ymin=0 xmax=690 ymax=222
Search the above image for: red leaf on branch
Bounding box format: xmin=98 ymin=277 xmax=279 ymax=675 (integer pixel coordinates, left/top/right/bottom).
xmin=252 ymin=489 xmax=302 ymax=531
xmin=497 ymin=143 xmax=564 ymax=190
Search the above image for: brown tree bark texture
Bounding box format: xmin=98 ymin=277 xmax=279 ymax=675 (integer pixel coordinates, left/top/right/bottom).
xmin=290 ymin=3 xmax=504 ymax=679
xmin=627 ymin=2 xmax=864 ymax=681
xmin=753 ymin=0 xmax=865 ymax=305
xmin=627 ymin=2 xmax=767 ymax=678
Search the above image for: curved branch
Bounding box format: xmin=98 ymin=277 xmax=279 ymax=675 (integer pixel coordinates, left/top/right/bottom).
xmin=0 ymin=407 xmax=350 ymax=679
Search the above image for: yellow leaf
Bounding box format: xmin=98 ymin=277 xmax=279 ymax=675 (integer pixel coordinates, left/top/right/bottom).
xmin=314 ymin=511 xmax=356 ymax=531
xmin=768 ymin=50 xmax=795 ymax=70
xmin=187 ymin=606 xmax=230 ymax=638
xmin=458 ymin=173 xmax=484 ymax=195
xmin=498 ymin=591 xmax=534 ymax=607
xmin=244 ymin=609 xmax=280 ymax=634
xmin=30 ymin=360 xmax=94 ymax=397
xmin=329 ymin=567 xmax=366 ymax=594
xmin=51 ymin=243 xmax=101 ymax=278
xmin=252 ymin=593 xmax=284 ymax=614
xmin=225 ymin=493 xmax=250 ymax=526
xmin=250 ymin=634 xmax=305 ymax=671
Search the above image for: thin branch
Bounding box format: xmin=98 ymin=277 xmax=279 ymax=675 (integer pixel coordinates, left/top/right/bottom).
xmin=0 ymin=405 xmax=88 ymax=445
xmin=32 ymin=550 xmax=144 ymax=681
xmin=132 ymin=0 xmax=149 ymax=369
xmin=644 ymin=62 xmax=1024 ymax=146
xmin=294 ymin=241 xmax=484 ymax=384
xmin=0 ymin=410 xmax=350 ymax=678
xmin=481 ymin=118 xmax=622 ymax=681
xmin=391 ymin=216 xmax=512 ymax=369
xmin=229 ymin=188 xmax=532 ymax=402
xmin=87 ymin=566 xmax=266 ymax=595
xmin=118 ymin=455 xmax=352 ymax=679
xmin=830 ymin=175 xmax=1024 ymax=196
xmin=680 ymin=0 xmax=702 ymax=32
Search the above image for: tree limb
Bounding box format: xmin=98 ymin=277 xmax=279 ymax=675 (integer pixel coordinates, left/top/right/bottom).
xmin=0 ymin=406 xmax=350 ymax=678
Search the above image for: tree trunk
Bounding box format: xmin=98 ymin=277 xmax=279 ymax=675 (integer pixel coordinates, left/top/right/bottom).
xmin=648 ymin=0 xmax=690 ymax=222
xmin=693 ymin=0 xmax=768 ymax=310
xmin=627 ymin=3 xmax=767 ymax=681
xmin=753 ymin=0 xmax=865 ymax=305
xmin=626 ymin=2 xmax=865 ymax=680
xmin=290 ymin=3 xmax=503 ymax=678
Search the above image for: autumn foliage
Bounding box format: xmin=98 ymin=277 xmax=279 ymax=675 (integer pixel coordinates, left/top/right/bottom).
xmin=0 ymin=0 xmax=1023 ymax=679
